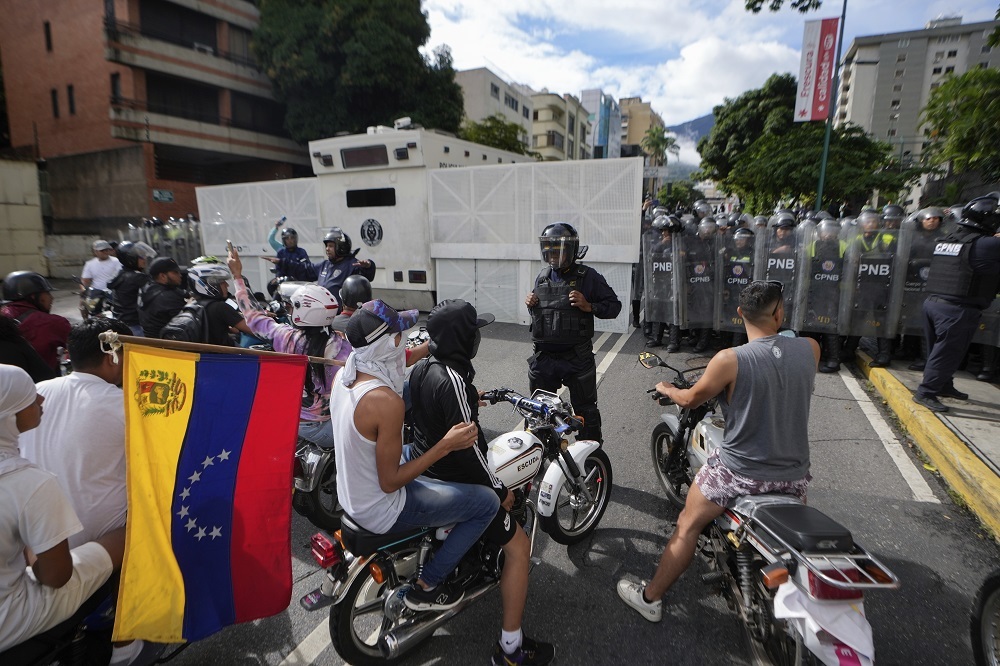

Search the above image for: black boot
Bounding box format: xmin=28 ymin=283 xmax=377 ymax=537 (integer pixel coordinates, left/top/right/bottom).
xmin=631 ymin=300 xmax=641 ymax=328
xmin=870 ymin=337 xmax=893 ymax=368
xmin=978 ymin=345 xmax=997 ymax=381
xmin=645 ymin=323 xmax=663 ymax=347
xmin=841 ymin=336 xmax=859 ymax=365
xmin=693 ymin=329 xmax=710 ymax=353
xmin=665 ymin=325 xmax=680 ymax=353
xmin=908 ymin=335 xmax=928 ymax=371
xmin=820 ymin=334 xmax=841 ymax=373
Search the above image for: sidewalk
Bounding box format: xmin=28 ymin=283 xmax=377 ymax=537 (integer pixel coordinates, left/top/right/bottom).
xmin=854 ymin=349 xmax=1000 ymax=540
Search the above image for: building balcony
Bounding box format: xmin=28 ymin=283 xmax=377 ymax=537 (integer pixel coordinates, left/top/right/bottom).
xmin=110 ymin=97 xmax=308 ymax=165
xmin=105 ymin=20 xmax=274 ymax=99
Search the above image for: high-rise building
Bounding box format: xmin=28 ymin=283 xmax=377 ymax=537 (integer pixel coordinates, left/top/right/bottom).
xmin=619 ymin=97 xmax=664 ymax=155
xmin=0 ymin=0 xmax=308 ymax=233
xmin=529 ymin=91 xmax=592 ymax=161
xmin=837 ymin=17 xmax=1000 ymax=169
xmin=455 ymin=68 xmax=533 ymax=147
xmin=581 ymin=89 xmax=621 ymax=159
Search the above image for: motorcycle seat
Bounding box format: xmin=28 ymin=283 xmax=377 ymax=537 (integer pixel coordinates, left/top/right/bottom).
xmin=753 ymin=504 xmax=853 ymax=553
xmin=340 ymin=514 xmax=429 ymax=555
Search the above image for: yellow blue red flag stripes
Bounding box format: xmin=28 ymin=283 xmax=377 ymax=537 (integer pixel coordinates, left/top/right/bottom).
xmin=113 ymin=345 xmax=307 ymax=643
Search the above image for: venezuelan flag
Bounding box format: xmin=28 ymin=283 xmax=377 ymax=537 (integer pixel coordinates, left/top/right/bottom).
xmin=113 ymin=345 xmax=307 ymax=643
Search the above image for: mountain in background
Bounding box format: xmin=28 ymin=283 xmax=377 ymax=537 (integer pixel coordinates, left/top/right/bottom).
xmin=667 ymin=113 xmax=714 ymax=146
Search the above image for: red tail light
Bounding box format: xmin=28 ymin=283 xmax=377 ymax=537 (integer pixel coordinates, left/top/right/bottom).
xmin=808 ymin=568 xmax=863 ymax=600
xmin=311 ymin=533 xmax=341 ymax=568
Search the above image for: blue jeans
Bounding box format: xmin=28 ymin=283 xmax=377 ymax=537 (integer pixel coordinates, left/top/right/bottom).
xmin=298 ymin=419 xmax=335 ymax=449
xmin=390 ymin=477 xmax=499 ymax=587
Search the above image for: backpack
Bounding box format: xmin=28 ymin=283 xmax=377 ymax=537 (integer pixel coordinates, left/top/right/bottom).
xmin=160 ymin=302 xmax=208 ymax=343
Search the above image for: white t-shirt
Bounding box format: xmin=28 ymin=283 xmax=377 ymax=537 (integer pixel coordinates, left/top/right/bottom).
xmin=330 ymin=378 xmax=405 ymax=533
xmin=19 ymin=373 xmax=127 ymax=549
xmin=81 ymin=256 xmax=121 ymax=290
xmin=0 ymin=466 xmax=82 ymax=649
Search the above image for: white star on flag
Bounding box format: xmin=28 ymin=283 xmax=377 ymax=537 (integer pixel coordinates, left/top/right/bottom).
xmin=195 ymin=527 xmax=207 ymax=541
xmin=177 ymin=506 xmax=189 ymax=518
xmin=217 ymin=449 xmax=231 ymax=462
xmin=188 ymin=470 xmax=201 ymax=484
xmin=201 ymin=456 xmax=215 ymax=468
xmin=180 ymin=487 xmax=190 ymax=499
xmin=185 ymin=518 xmax=197 ymax=532
xmin=210 ymin=526 xmax=222 ymax=540
xmin=183 ymin=448 xmax=237 ymax=543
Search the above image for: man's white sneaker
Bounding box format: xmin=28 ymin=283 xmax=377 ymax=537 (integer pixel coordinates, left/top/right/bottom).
xmin=616 ymin=579 xmax=662 ymax=622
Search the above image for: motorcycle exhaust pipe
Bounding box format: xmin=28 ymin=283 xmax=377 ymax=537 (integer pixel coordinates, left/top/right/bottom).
xmin=378 ymin=582 xmax=497 ymax=660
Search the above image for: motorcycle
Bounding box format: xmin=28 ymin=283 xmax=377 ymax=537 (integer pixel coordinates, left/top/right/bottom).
xmin=972 ymin=568 xmax=1000 ymax=666
xmin=640 ymin=350 xmax=899 ymax=665
xmin=292 ymin=328 xmax=432 ymax=534
xmin=73 ymin=277 xmax=111 ymax=320
xmin=303 ymin=387 xmax=612 ymax=665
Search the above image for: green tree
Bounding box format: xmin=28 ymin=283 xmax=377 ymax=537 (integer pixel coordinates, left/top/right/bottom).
xmin=921 ymin=67 xmax=1000 ymax=185
xmin=458 ymin=114 xmax=533 ymax=155
xmin=657 ymin=180 xmax=706 ymax=211
xmin=640 ymin=125 xmax=680 ymax=167
xmin=253 ymin=0 xmax=464 ymax=142
xmin=695 ymin=73 xmax=797 ymax=188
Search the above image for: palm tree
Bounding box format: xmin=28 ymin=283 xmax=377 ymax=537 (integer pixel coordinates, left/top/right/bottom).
xmin=641 ymin=125 xmax=680 ymax=196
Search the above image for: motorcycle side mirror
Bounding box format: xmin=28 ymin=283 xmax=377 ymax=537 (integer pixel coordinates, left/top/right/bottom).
xmin=639 ymin=351 xmax=666 ymax=369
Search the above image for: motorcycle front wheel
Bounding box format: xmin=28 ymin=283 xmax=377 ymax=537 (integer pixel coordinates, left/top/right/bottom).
xmin=972 ymin=569 xmax=1000 ymax=666
xmin=330 ymin=550 xmax=419 ymax=666
xmin=651 ymin=422 xmax=690 ymax=510
xmin=539 ymin=448 xmax=612 ymax=545
xmin=292 ymin=456 xmax=342 ymax=532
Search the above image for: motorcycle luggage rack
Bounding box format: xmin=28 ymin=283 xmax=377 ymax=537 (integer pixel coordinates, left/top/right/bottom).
xmin=740 ymin=520 xmax=900 ymax=591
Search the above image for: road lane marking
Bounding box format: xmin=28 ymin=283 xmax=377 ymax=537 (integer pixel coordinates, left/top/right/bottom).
xmin=595 ymin=328 xmax=635 ymax=384
xmin=279 ymin=619 xmax=331 ymax=666
xmin=838 ymin=368 xmax=940 ymax=503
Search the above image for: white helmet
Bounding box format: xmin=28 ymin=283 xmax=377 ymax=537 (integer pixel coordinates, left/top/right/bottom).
xmin=290 ymin=284 xmax=339 ymax=328
xmin=188 ymin=263 xmax=232 ymax=299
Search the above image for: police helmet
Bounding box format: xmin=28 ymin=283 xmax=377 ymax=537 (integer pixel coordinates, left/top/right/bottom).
xmin=958 ymin=193 xmax=1000 ymax=235
xmin=917 ymin=206 xmax=945 ymax=222
xmin=651 ymin=206 xmax=669 ymax=219
xmin=697 ymin=219 xmax=718 ymax=238
xmin=692 ymin=200 xmax=712 ymax=219
xmin=116 ymin=241 xmax=157 ymax=271
xmin=651 ymin=214 xmax=683 ymax=233
xmin=857 ymin=209 xmax=882 ymax=231
xmin=280 ymin=227 xmax=298 ymax=241
xmin=816 ymin=211 xmax=835 ymax=220
xmin=753 ymin=215 xmax=769 ymax=228
xmin=771 ymin=212 xmax=796 ymax=229
xmin=733 ymin=227 xmax=754 ymax=245
xmin=817 ymin=219 xmax=841 ymax=240
xmin=540 ymin=222 xmax=587 ymax=269
xmin=2 ymin=271 xmax=56 ymax=302
xmin=339 ymin=274 xmax=373 ymax=311
xmin=323 ymin=227 xmax=353 ymax=258
xmin=882 ymin=204 xmax=905 ymax=222
xmin=188 ymin=263 xmax=232 ymax=300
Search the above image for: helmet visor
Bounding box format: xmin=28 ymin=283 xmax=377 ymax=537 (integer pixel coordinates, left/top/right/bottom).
xmin=540 ymin=238 xmax=576 ymax=269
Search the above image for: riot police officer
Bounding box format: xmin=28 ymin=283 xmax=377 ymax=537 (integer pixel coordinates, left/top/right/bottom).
xmin=525 ymin=223 xmax=622 ymax=442
xmin=682 ymin=219 xmax=718 ymax=352
xmin=914 ymin=194 xmax=1000 ymax=412
xmin=842 ymin=209 xmax=898 ymax=367
xmin=882 ymin=204 xmax=905 ymax=231
xmin=645 ymin=215 xmax=682 ymax=350
xmin=900 ymin=207 xmax=944 ymax=370
xmin=717 ymin=226 xmax=755 ymax=347
xmin=804 ymin=219 xmax=846 ymax=372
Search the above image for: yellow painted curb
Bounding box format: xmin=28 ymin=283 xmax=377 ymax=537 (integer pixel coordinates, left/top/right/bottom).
xmin=856 ymin=352 xmax=1000 ymax=540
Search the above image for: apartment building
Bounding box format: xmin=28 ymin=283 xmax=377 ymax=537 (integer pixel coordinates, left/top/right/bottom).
xmin=529 ymin=91 xmax=591 ymax=161
xmin=619 ymin=96 xmax=664 ymax=155
xmin=837 ymin=16 xmax=1000 ymax=167
xmin=0 ymin=0 xmax=308 ymax=233
xmin=454 ymin=67 xmax=533 ymax=147
xmin=581 ymin=89 xmax=621 ymax=159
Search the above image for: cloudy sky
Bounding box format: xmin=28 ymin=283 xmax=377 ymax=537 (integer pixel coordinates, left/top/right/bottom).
xmin=424 ymin=0 xmax=997 ymax=163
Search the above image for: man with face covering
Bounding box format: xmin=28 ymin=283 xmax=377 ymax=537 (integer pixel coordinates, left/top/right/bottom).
xmin=408 ymin=299 xmax=555 ymax=666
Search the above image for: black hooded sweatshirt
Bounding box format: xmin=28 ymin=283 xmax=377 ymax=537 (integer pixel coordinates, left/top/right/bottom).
xmin=408 ymin=304 xmax=507 ymax=501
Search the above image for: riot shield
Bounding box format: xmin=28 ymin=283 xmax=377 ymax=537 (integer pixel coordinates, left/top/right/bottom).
xmin=896 ymin=217 xmax=936 ymax=336
xmin=837 ymin=227 xmax=904 ymax=338
xmin=675 ymin=230 xmax=717 ymax=330
xmin=642 ymin=231 xmax=677 ymax=326
xmin=715 ymin=230 xmax=755 ymax=332
xmin=754 ymin=218 xmax=801 ymax=328
xmin=792 ymin=220 xmax=844 ymax=334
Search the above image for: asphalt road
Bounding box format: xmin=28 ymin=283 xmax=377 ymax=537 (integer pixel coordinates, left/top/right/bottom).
xmin=91 ymin=321 xmax=985 ymax=666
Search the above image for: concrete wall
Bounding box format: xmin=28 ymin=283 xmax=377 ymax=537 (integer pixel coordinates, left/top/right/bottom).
xmin=0 ymin=160 xmax=47 ymax=277
xmin=47 ymin=145 xmax=149 ymax=233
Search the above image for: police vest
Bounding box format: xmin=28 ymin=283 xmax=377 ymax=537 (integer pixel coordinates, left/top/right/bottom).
xmin=531 ymin=266 xmax=595 ymax=344
xmin=926 ymin=229 xmax=1000 ymax=301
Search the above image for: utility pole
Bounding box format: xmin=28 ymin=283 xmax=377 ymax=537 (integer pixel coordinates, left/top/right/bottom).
xmin=816 ymin=0 xmax=848 ymax=212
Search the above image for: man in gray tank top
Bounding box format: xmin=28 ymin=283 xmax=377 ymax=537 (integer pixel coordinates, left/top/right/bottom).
xmin=617 ymin=281 xmax=820 ymax=622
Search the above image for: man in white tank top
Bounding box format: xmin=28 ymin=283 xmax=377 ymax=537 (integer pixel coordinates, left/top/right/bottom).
xmin=617 ymin=281 xmax=820 ymax=623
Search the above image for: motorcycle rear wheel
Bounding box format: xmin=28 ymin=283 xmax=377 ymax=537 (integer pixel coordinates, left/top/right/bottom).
xmin=330 ymin=551 xmax=419 ymax=666
xmin=651 ymin=422 xmax=690 ymax=510
xmin=972 ymin=569 xmax=1000 ymax=666
xmin=539 ymin=448 xmax=612 ymax=545
xmin=292 ymin=456 xmax=342 ymax=532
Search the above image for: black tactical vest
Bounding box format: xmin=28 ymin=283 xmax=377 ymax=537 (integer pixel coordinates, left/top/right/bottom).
xmin=926 ymin=228 xmax=1000 ymax=302
xmin=531 ymin=266 xmax=595 ymax=344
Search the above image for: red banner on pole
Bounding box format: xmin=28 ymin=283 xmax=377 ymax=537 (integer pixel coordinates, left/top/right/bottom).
xmin=795 ymin=17 xmax=840 ymax=122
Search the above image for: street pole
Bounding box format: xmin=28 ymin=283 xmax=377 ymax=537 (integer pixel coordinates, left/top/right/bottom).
xmin=816 ymin=0 xmax=848 ymax=212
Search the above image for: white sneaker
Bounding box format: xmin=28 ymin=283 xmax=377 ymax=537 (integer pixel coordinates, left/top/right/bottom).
xmin=616 ymin=579 xmax=662 ymax=623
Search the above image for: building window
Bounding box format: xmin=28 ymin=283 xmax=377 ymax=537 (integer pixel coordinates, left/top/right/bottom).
xmin=50 ymin=89 xmax=59 ymax=118
xmin=896 ymin=54 xmax=906 ymax=62
xmin=67 ymin=85 xmax=75 ymax=115
xmin=110 ymin=73 xmax=121 ymax=101
xmin=898 ymin=38 xmax=910 ymax=48
xmin=504 ymin=93 xmax=518 ymax=112
xmin=568 ymin=114 xmax=575 ymax=134
xmin=886 ymin=128 xmax=896 ymax=137
xmin=890 ymin=99 xmax=900 ymax=109
xmin=983 ymin=44 xmax=993 ymax=54
xmin=44 ymin=21 xmax=52 ymax=52
xmin=894 ymin=69 xmax=904 ymax=78
xmin=568 ymin=137 xmax=574 ymax=159
xmin=930 ymin=82 xmax=940 ymax=90
xmin=945 ymin=66 xmax=955 ymax=73
xmin=889 ymin=113 xmax=899 ymax=121
xmin=932 ymin=67 xmax=942 ymax=74
xmin=490 ymin=83 xmax=499 ymax=99
xmin=981 ymin=62 xmax=990 ymax=69
xmin=522 ymin=106 xmax=529 ymax=119
xmin=947 ymin=50 xmax=958 ymax=58
xmin=934 ymin=51 xmax=944 ymax=63
xmin=532 ymin=110 xmax=538 ymax=121
xmin=892 ymin=84 xmax=903 ymax=92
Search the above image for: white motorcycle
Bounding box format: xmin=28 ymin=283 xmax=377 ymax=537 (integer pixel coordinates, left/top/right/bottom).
xmin=641 ymin=351 xmax=899 ymax=666
xmin=302 ymin=387 xmax=612 ymax=665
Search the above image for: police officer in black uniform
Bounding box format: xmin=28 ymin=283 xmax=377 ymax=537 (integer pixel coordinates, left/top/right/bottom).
xmin=913 ymin=194 xmax=1000 ymax=412
xmin=525 ymin=223 xmax=621 ymax=443
xmin=805 ymin=219 xmax=846 ymax=372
